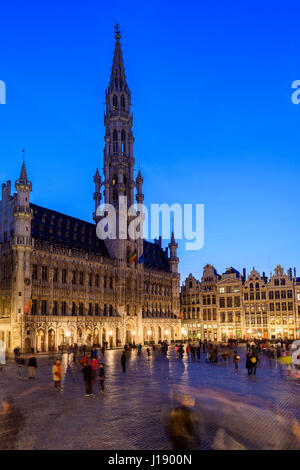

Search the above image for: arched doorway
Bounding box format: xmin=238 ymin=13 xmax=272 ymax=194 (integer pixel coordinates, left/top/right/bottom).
xmin=125 ymin=321 xmax=135 ymax=345
xmin=25 ymin=337 xmax=31 ymax=353
xmin=170 ymin=326 xmax=174 ymax=342
xmin=48 ymin=329 xmax=55 ymax=351
xmin=86 ymin=328 xmax=92 ymax=345
xmin=77 ymin=328 xmax=83 ymax=344
xmin=102 ymin=328 xmax=106 ymax=346
xmin=158 ymin=326 xmax=162 ymax=343
xmin=116 ymin=327 xmax=121 ymax=347
xmin=58 ymin=329 xmax=65 ymax=347
xmin=93 ymin=328 xmax=99 ymax=346
xmin=37 ymin=330 xmax=45 ymax=352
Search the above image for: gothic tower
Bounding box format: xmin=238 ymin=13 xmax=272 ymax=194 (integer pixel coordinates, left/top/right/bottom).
xmin=97 ymin=24 xmax=144 ymax=263
xmin=11 ymin=159 xmax=33 ymax=349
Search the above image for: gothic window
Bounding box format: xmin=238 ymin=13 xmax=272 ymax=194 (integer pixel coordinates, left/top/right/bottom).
xmin=95 ymin=274 xmax=99 ymax=287
xmin=62 ymin=269 xmax=67 ymax=283
xmin=61 ymin=301 xmax=66 ymax=315
xmin=121 ymin=95 xmax=125 ymax=110
xmin=110 ymin=277 xmax=113 ymax=289
xmin=123 ymin=174 xmax=127 ymax=184
xmin=53 ymin=268 xmax=59 ymax=283
xmin=113 ymin=94 xmax=118 ymax=109
xmin=72 ymin=302 xmax=76 ymax=316
xmin=89 ymin=273 xmax=92 ymax=287
xmin=88 ymin=303 xmax=93 ymax=315
xmin=95 ymin=303 xmax=99 ymax=316
xmin=113 ymin=130 xmax=118 ymax=153
xmin=121 ymin=130 xmax=126 ymax=153
xmin=41 ymin=300 xmax=47 ymax=315
xmin=79 ymin=302 xmax=84 ymax=315
xmin=31 ymin=299 xmax=37 ymax=315
xmin=42 ymin=266 xmax=48 ymax=281
xmin=79 ymin=272 xmax=84 ymax=285
xmin=32 ymin=264 xmax=38 ymax=281
xmin=53 ymin=301 xmax=58 ymax=315
xmin=109 ymin=305 xmax=113 ymax=316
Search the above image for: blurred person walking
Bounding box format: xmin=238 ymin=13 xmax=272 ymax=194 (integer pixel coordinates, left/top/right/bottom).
xmin=98 ymin=363 xmax=105 ymax=393
xmin=82 ymin=361 xmax=93 ymax=396
xmin=52 ymin=360 xmax=62 ymax=391
xmin=0 ymin=397 xmax=24 ymax=450
xmin=233 ymin=350 xmax=240 ymax=374
xmin=121 ymin=351 xmax=127 ymax=373
xmin=27 ymin=353 xmax=37 ymax=379
xmin=167 ymin=395 xmax=201 ymax=450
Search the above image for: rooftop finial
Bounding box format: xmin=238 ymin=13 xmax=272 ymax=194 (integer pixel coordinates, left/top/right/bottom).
xmin=114 ymin=23 xmax=121 ymax=40
xmin=22 ymin=148 xmax=25 ymax=163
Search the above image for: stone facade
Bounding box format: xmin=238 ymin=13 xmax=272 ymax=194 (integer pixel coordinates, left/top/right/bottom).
xmin=0 ymin=28 xmax=181 ymax=352
xmin=181 ymin=264 xmax=300 ymax=341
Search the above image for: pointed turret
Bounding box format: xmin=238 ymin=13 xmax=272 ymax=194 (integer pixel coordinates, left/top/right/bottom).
xmin=135 ymin=168 xmax=144 ymax=204
xmin=93 ymin=165 xmax=102 ymax=223
xmin=20 ymin=161 xmax=28 ymax=181
xmin=168 ymin=231 xmax=179 ymax=274
xmin=109 ymin=24 xmax=129 ymax=94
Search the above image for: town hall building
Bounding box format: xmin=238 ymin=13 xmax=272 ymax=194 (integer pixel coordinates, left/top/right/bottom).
xmin=0 ymin=26 xmax=181 ymax=352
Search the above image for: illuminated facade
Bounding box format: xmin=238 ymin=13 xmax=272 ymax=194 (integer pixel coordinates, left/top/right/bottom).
xmin=0 ymin=28 xmax=181 ymax=352
xmin=181 ymin=265 xmax=299 ymax=341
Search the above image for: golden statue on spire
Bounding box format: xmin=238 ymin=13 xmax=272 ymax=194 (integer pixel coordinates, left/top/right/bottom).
xmin=114 ymin=23 xmax=121 ymax=40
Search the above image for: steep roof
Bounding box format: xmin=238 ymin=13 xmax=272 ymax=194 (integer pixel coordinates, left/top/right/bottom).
xmin=30 ymin=203 xmax=110 ymax=257
xmin=143 ymin=240 xmax=170 ymax=272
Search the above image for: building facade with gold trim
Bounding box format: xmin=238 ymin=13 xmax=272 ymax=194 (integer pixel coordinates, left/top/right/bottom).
xmin=181 ymin=264 xmax=300 ymax=341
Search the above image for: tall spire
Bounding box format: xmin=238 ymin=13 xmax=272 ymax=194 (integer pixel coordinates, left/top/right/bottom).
xmin=20 ymin=149 xmax=28 ymax=180
xmin=20 ymin=161 xmax=28 ymax=181
xmin=109 ymin=23 xmax=128 ymax=93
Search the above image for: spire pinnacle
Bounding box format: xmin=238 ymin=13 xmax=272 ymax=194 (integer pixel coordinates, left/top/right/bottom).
xmin=109 ymin=24 xmax=128 ymax=92
xmin=114 ymin=23 xmax=121 ymax=41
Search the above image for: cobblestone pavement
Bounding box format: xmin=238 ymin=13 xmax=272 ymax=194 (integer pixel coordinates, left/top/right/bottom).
xmin=1 ymin=346 xmax=300 ymax=450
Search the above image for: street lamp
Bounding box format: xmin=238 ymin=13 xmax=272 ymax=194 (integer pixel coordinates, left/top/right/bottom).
xmin=147 ymin=330 xmax=151 ymax=344
xmin=132 ymin=331 xmax=136 ymax=346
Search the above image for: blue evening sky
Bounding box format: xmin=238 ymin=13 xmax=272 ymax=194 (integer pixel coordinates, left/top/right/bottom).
xmin=0 ymin=0 xmax=300 ymax=283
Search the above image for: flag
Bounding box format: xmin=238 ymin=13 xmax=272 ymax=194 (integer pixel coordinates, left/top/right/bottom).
xmin=129 ymin=250 xmax=137 ymax=264
xmin=179 ymin=312 xmax=183 ymax=319
xmin=138 ymin=252 xmax=145 ymax=264
xmin=24 ymin=293 xmax=32 ymax=315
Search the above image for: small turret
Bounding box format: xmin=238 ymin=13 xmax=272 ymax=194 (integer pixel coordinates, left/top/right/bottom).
xmin=135 ymin=169 xmax=144 ymax=204
xmin=93 ymin=165 xmax=102 ymax=223
xmin=168 ymin=231 xmax=179 ymax=273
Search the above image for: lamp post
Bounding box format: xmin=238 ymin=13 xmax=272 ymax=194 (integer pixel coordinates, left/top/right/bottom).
xmin=165 ymin=330 xmax=169 ymax=342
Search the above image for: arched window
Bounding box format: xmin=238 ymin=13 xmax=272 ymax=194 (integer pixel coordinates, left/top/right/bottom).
xmin=113 ymin=95 xmax=118 ymax=109
xmin=121 ymin=95 xmax=125 ymax=110
xmin=121 ymin=130 xmax=126 ymax=154
xmin=123 ymin=174 xmax=127 ymax=184
xmin=112 ymin=175 xmax=118 ymax=186
xmin=113 ymin=130 xmax=118 ymax=154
